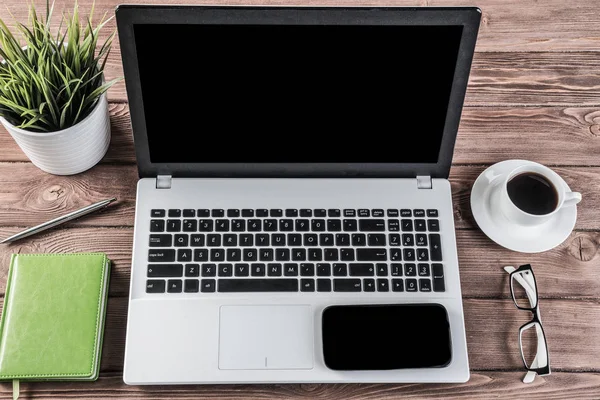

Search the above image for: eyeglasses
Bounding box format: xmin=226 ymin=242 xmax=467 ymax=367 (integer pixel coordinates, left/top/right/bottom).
xmin=504 ymin=264 xmax=551 ymax=383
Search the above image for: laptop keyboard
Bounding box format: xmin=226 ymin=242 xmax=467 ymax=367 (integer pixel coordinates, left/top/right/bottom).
xmin=145 ymin=208 xmax=445 ymax=294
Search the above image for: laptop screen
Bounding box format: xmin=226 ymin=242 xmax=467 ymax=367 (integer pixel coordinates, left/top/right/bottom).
xmin=134 ymin=24 xmax=463 ymax=164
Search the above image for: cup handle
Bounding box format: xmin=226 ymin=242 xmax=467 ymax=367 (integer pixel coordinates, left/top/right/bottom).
xmin=563 ymin=191 xmax=582 ymax=207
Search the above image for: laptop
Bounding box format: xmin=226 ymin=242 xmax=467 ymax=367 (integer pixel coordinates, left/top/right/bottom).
xmin=116 ymin=5 xmax=481 ymax=384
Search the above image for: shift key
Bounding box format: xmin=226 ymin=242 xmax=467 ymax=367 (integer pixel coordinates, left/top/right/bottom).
xmin=357 ymin=249 xmax=387 ymax=261
xmin=148 ymin=249 xmax=175 ymax=262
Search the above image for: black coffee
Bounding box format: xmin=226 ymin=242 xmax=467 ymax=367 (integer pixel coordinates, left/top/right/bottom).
xmin=507 ymin=172 xmax=559 ymax=215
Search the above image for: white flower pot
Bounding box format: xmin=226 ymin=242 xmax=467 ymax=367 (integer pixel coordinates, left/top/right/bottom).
xmin=0 ymin=93 xmax=111 ymax=175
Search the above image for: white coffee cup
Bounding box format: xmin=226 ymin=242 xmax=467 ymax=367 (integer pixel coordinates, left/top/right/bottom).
xmin=498 ymin=163 xmax=581 ymax=226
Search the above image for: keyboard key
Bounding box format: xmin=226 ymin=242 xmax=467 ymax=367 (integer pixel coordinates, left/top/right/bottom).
xmin=227 ymin=249 xmax=242 ymax=261
xmin=263 ymin=219 xmax=277 ymax=231
xmin=190 ymin=234 xmax=205 ymax=247
xmin=215 ymin=219 xmax=230 ymax=232
xmin=317 ymin=263 xmax=331 ymax=276
xmin=389 ymin=234 xmax=400 ymax=246
xmin=197 ymin=209 xmax=210 ymax=217
xmin=256 ymin=234 xmax=270 ymax=247
xmin=243 ymin=249 xmax=258 ymax=261
xmin=167 ymin=279 xmax=182 ymax=293
xmin=400 ymin=209 xmax=412 ymax=217
xmin=349 ymin=263 xmax=375 ymax=276
xmin=351 ymin=234 xmax=366 ymax=246
xmin=340 ymin=248 xmax=355 ymax=261
xmin=295 ymin=219 xmax=310 ymax=231
xmin=260 ymin=248 xmax=274 ymax=261
xmin=166 ymin=220 xmax=181 ymax=232
xmin=301 ymin=263 xmax=315 ymax=276
xmin=336 ymin=233 xmax=350 ymax=246
xmin=150 ymin=219 xmax=165 ymax=232
xmin=218 ymin=279 xmax=299 ymax=292
xmin=314 ymin=209 xmax=327 ymax=217
xmin=146 ymin=280 xmax=165 ymax=293
xmin=344 ymin=209 xmax=356 ymax=217
xmin=415 ymin=219 xmax=427 ymax=232
xmin=367 ymin=234 xmax=386 ymax=246
xmin=211 ymin=249 xmax=225 ymax=261
xmin=148 ymin=249 xmax=175 ymax=262
xmin=418 ymin=264 xmax=430 ymax=276
xmin=428 ymin=219 xmax=440 ymax=232
xmin=328 ymin=209 xmax=341 ymax=217
xmin=403 ymin=248 xmax=415 ymax=261
xmin=227 ymin=209 xmax=240 ymax=217
xmin=279 ymin=219 xmax=294 ymax=231
xmin=387 ymin=209 xmax=399 ymax=217
xmin=268 ymin=263 xmax=282 ymax=276
xmin=416 ymin=234 xmax=427 ymax=246
xmin=343 ymin=219 xmax=357 ymax=231
xmin=292 ymin=248 xmax=306 ymax=261
xmin=174 ymin=234 xmax=189 ymax=247
xmin=248 ymin=219 xmax=261 ymax=231
xmin=218 ymin=263 xmax=233 ymax=277
xmin=207 ymin=234 xmax=221 ymax=246
xmin=199 ymin=219 xmax=213 ymax=232
xmin=401 ymin=219 xmax=413 ymax=232
xmin=151 ymin=209 xmax=166 ymax=218
xmin=388 ymin=219 xmax=400 ymax=231
xmin=211 ymin=209 xmax=224 ymax=217
xmin=433 ymin=264 xmax=445 ymax=292
xmin=201 ymin=279 xmax=216 ymax=292
xmin=308 ymin=249 xmax=322 ymax=261
xmin=357 ymin=248 xmax=387 ymax=261
xmin=402 ymin=234 xmax=414 ymax=246
xmin=240 ymin=234 xmax=253 ymax=247
xmin=312 ymin=219 xmax=326 ymax=231
xmin=404 ymin=263 xmax=417 ymax=276
xmin=235 ymin=263 xmax=249 ymax=276
xmin=327 ymin=219 xmax=342 ymax=232
xmin=317 ymin=279 xmax=332 ymax=292
xmin=284 ymin=263 xmax=299 ymax=276
xmin=406 ymin=278 xmax=418 ymax=292
xmin=377 ymin=279 xmax=389 ymax=292
xmin=148 ymin=264 xmax=183 ymax=277
xmin=430 ymin=234 xmax=443 ymax=261
xmin=324 ymin=248 xmax=338 ymax=261
xmin=272 ymin=234 xmax=286 ymax=246
xmin=376 ymin=263 xmax=388 ymax=276
xmin=427 ymin=209 xmax=439 ymax=217
xmin=372 ymin=209 xmax=384 ymax=217
xmin=301 ymin=279 xmax=315 ymax=292
xmin=417 ymin=249 xmax=429 ymax=261
xmin=242 ymin=209 xmax=254 ymax=217
xmin=320 ymin=234 xmax=334 ymax=246
xmin=251 ymin=263 xmax=266 ymax=276
xmin=391 ymin=264 xmax=403 ymax=276
xmin=358 ymin=209 xmax=370 ymax=217
xmin=390 ymin=248 xmax=402 ymax=261
xmin=300 ymin=209 xmax=313 ymax=217
xmin=202 ymin=263 xmax=216 ymax=277
xmin=270 ymin=209 xmax=283 ymax=217
xmin=185 ymin=264 xmax=199 ymax=277
xmin=414 ymin=209 xmax=425 ymax=217
xmin=276 ymin=248 xmax=290 ymax=261
xmin=231 ymin=219 xmax=245 ymax=232
xmin=333 ymin=263 xmax=348 ymax=276
xmin=168 ymin=209 xmax=181 ymax=218
xmin=359 ymin=219 xmax=385 ymax=231
xmin=256 ymin=209 xmax=268 ymax=217
xmin=149 ymin=234 xmax=172 ymax=247
xmin=286 ymin=209 xmax=298 ymax=217
xmin=364 ymin=278 xmax=376 ymax=292
xmin=419 ymin=279 xmax=432 ymax=292
xmin=224 ymin=234 xmax=237 ymax=247
xmin=183 ymin=209 xmax=195 ymax=218
xmin=334 ymin=279 xmax=361 ymax=292
xmin=183 ymin=219 xmax=198 ymax=232
xmin=184 ymin=279 xmax=199 ymax=293
xmin=194 ymin=249 xmax=209 ymax=262
xmin=392 ymin=279 xmax=404 ymax=292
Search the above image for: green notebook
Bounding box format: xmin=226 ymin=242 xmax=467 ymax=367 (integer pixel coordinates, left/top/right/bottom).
xmin=0 ymin=253 xmax=110 ymax=395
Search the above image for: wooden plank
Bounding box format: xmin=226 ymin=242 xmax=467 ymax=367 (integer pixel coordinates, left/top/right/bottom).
xmin=2 ymin=0 xmax=600 ymax=53
xmin=1 ymin=227 xmax=597 ymax=299
xmin=3 ymin=105 xmax=600 ymax=166
xmin=3 ymin=371 xmax=600 ymax=400
xmin=0 ymin=163 xmax=597 ymax=229
xmin=88 ymin=297 xmax=600 ymax=371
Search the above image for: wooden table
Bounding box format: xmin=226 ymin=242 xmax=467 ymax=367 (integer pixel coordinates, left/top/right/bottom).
xmin=1 ymin=0 xmax=599 ymax=398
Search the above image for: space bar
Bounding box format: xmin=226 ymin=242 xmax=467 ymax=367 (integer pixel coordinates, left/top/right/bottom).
xmin=218 ymin=279 xmax=299 ymax=292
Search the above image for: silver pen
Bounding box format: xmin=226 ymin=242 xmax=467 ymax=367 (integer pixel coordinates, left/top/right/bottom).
xmin=0 ymin=198 xmax=116 ymax=244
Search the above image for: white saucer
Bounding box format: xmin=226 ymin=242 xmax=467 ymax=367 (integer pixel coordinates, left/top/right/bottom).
xmin=470 ymin=160 xmax=577 ymax=253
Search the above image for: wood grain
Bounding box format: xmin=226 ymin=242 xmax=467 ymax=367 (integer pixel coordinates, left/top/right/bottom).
xmin=3 ymin=105 xmax=600 ymax=166
xmin=2 ymin=0 xmax=600 ymax=52
xmin=89 ymin=297 xmax=600 ymax=372
xmin=3 ymin=371 xmax=600 ymax=400
xmin=0 ymin=163 xmax=596 ymax=229
xmin=0 ymin=227 xmax=598 ymax=299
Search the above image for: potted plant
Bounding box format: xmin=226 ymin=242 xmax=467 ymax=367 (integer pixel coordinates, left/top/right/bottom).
xmin=0 ymin=1 xmax=119 ymax=175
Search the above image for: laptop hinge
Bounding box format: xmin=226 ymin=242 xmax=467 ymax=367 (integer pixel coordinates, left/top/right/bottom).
xmin=156 ymin=175 xmax=172 ymax=189
xmin=416 ymin=175 xmax=432 ymax=189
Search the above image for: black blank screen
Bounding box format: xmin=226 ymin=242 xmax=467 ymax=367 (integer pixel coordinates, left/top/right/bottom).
xmin=322 ymin=304 xmax=452 ymax=370
xmin=134 ymin=24 xmax=463 ymax=164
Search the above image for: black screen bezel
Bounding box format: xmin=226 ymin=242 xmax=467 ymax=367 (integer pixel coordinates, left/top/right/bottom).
xmin=116 ymin=6 xmax=481 ymax=178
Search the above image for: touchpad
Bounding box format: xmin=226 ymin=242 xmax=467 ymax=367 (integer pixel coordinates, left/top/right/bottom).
xmin=219 ymin=305 xmax=314 ymax=370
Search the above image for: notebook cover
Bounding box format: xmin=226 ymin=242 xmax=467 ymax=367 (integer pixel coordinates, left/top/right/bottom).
xmin=0 ymin=253 xmax=110 ymax=381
